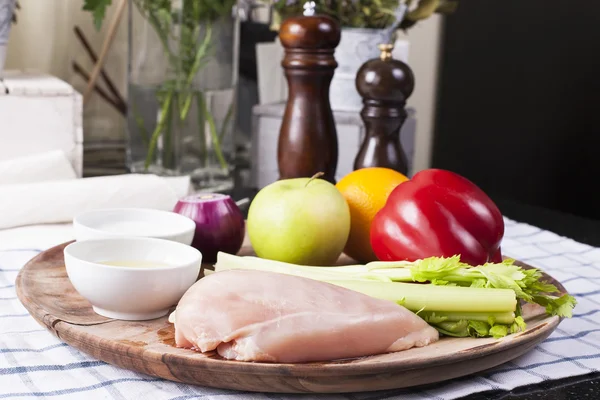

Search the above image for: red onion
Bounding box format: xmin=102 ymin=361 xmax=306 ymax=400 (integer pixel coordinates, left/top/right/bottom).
xmin=173 ymin=193 xmax=245 ymax=264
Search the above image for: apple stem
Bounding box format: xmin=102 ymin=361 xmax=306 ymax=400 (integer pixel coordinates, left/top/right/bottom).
xmin=306 ymin=172 xmax=325 ymax=187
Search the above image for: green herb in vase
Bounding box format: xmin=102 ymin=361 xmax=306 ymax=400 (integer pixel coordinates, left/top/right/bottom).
xmin=84 ymin=0 xmax=239 ymax=191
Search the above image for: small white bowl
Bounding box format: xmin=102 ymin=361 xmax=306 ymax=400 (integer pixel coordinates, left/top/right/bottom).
xmin=64 ymin=237 xmax=202 ymax=321
xmin=73 ymin=208 xmax=196 ymax=245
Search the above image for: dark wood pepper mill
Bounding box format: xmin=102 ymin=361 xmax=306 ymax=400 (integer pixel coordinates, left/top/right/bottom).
xmin=276 ymin=6 xmax=341 ymax=184
xmin=354 ymin=43 xmax=415 ymax=174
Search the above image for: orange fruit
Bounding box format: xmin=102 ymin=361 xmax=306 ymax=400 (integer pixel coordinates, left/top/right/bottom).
xmin=335 ymin=167 xmax=409 ymax=263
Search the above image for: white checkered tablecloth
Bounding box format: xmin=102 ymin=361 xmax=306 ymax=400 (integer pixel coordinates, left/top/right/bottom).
xmin=0 ymin=218 xmax=598 ymax=400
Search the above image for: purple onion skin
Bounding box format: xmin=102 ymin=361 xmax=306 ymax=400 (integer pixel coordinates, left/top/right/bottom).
xmin=173 ymin=193 xmax=245 ymax=264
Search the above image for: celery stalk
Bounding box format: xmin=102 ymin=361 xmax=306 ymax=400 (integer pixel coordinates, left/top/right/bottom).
xmin=215 ymin=252 xmax=371 ymax=282
xmin=215 ymin=253 xmax=516 ymax=313
xmin=214 ymin=252 xmax=577 ymax=319
xmin=217 ymin=253 xmax=364 ymax=271
xmin=323 ymin=280 xmax=516 ymax=313
xmin=213 ymin=252 xmax=576 ymax=338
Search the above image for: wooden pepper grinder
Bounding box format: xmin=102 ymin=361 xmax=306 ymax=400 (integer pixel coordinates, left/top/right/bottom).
xmin=277 ymin=3 xmax=341 ymax=183
xmin=354 ymin=43 xmax=415 ymax=174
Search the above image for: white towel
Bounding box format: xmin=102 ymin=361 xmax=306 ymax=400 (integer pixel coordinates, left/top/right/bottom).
xmin=0 ymin=150 xmax=76 ymax=185
xmin=0 ymin=173 xmax=190 ymax=230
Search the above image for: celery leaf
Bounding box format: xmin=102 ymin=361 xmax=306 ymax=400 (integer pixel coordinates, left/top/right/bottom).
xmin=418 ymin=311 xmax=449 ymax=324
xmin=407 ymin=256 xmax=576 ymax=319
xmin=489 ymin=324 xmax=508 ymax=339
xmin=532 ymin=293 xmax=578 ymax=318
xmin=477 ymin=264 xmax=531 ymax=300
xmin=434 ymin=320 xmax=470 ymax=337
xmin=510 ymin=316 xmax=527 ymax=333
xmin=431 ymin=319 xmax=513 ymax=339
xmin=409 ymin=255 xmax=464 ymax=282
xmin=468 ymin=321 xmax=490 ymax=337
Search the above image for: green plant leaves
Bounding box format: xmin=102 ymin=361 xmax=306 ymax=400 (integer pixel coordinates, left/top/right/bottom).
xmin=406 ymin=0 xmax=439 ymax=21
xmin=82 ymin=0 xmax=113 ymax=31
xmin=266 ymin=0 xmax=459 ymax=30
xmin=406 ymin=0 xmax=459 ymax=21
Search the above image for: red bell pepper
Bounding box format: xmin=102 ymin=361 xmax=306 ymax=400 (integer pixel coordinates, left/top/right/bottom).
xmin=370 ymin=169 xmax=504 ymax=266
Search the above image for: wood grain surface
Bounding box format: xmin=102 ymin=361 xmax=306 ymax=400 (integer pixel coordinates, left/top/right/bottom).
xmin=15 ymin=241 xmax=565 ymax=394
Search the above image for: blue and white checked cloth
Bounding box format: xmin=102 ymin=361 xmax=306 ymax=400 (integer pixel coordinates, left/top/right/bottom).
xmin=1 ymin=218 xmax=599 ymax=400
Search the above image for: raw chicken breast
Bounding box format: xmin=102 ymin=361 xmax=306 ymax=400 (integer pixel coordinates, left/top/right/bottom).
xmin=171 ymin=269 xmax=439 ymax=363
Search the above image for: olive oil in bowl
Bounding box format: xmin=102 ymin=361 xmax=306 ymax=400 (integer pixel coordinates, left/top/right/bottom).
xmin=64 ymin=236 xmax=202 ymax=320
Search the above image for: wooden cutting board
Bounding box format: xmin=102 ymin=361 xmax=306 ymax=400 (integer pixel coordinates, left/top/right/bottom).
xmin=15 ymin=241 xmax=565 ymax=394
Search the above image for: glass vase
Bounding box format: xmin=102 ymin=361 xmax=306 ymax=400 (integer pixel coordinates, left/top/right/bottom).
xmin=126 ymin=0 xmax=240 ymax=192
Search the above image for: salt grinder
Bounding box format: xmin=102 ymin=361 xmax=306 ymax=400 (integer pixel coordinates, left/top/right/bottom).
xmin=354 ymin=44 xmax=415 ymax=174
xmin=276 ymin=4 xmax=341 ymax=183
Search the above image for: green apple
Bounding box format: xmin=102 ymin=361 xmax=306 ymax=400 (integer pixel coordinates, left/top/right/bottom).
xmin=247 ymin=174 xmax=351 ymax=266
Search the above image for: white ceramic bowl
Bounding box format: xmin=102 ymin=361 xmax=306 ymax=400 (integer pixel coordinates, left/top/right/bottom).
xmin=73 ymin=208 xmax=196 ymax=245
xmin=64 ymin=237 xmax=202 ymax=320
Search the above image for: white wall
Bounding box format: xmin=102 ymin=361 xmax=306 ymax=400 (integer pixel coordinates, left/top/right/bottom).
xmin=399 ymin=16 xmax=443 ymax=172
xmin=5 ymin=0 xmax=128 ymax=144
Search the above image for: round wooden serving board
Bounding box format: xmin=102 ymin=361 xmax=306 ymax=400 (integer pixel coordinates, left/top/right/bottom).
xmin=15 ymin=241 xmax=566 ymax=394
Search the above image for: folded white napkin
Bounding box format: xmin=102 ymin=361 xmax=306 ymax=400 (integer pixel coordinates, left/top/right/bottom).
xmin=161 ymin=175 xmax=193 ymax=198
xmin=0 ymin=150 xmax=77 ymax=185
xmin=0 ymin=173 xmax=190 ymax=230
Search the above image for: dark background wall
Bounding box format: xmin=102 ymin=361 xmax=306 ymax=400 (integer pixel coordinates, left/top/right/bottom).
xmin=431 ymin=0 xmax=600 ymax=221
